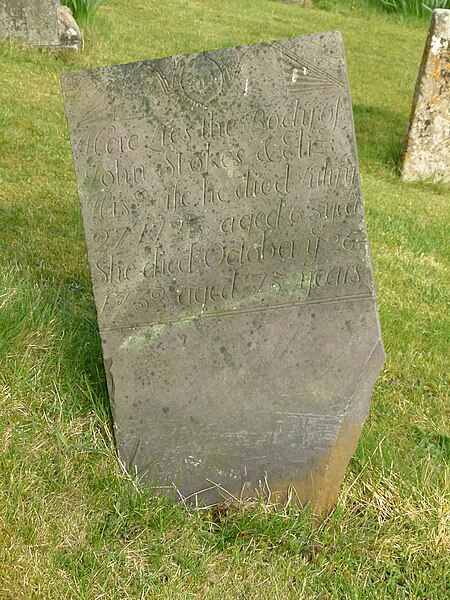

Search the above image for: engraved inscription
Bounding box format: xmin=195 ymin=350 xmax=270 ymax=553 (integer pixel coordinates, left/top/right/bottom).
xmin=63 ymin=37 xmax=373 ymax=332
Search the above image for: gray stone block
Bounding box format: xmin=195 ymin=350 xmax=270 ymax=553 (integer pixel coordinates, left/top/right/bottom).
xmin=61 ymin=32 xmax=385 ymax=513
xmin=0 ymin=0 xmax=81 ymax=49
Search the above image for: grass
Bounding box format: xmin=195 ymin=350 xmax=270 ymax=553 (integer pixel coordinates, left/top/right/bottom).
xmin=0 ymin=0 xmax=449 ymax=597
xmin=374 ymin=0 xmax=450 ymax=19
xmin=62 ymin=0 xmax=103 ymax=29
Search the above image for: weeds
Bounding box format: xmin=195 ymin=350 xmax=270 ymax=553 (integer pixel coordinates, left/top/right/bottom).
xmin=373 ymin=0 xmax=450 ymax=18
xmin=62 ymin=0 xmax=103 ymax=28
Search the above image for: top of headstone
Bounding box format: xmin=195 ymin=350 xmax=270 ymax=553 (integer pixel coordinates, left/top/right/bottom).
xmin=61 ymin=30 xmax=362 ymax=332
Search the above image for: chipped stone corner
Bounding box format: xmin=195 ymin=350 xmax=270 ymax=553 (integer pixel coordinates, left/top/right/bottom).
xmin=270 ymin=338 xmax=385 ymax=517
xmin=401 ymin=9 xmax=450 ymax=183
xmin=312 ymin=338 xmax=385 ymax=516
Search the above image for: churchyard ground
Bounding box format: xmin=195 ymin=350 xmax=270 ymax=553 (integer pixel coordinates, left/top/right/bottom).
xmin=0 ymin=1 xmax=448 ymax=597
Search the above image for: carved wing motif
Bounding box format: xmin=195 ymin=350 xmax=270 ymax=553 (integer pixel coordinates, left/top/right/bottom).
xmin=63 ymin=74 xmax=113 ymax=127
xmin=272 ymin=41 xmax=343 ymax=92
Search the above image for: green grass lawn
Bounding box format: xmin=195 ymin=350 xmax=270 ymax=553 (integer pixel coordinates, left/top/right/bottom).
xmin=0 ymin=1 xmax=449 ymax=597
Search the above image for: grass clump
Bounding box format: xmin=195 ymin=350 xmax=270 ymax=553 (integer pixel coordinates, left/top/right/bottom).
xmin=62 ymin=0 xmax=103 ymax=28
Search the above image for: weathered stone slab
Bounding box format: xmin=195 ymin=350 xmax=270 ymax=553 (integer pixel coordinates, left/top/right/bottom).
xmin=0 ymin=0 xmax=81 ymax=49
xmin=61 ymin=32 xmax=385 ymax=513
xmin=402 ymin=9 xmax=450 ymax=182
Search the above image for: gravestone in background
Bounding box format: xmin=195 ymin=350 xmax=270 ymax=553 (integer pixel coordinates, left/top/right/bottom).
xmin=0 ymin=0 xmax=81 ymax=49
xmin=402 ymin=9 xmax=450 ymax=182
xmin=61 ymin=31 xmax=385 ymax=513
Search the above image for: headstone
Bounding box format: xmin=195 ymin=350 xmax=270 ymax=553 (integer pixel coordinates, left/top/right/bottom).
xmin=61 ymin=31 xmax=385 ymax=514
xmin=402 ymin=9 xmax=450 ymax=182
xmin=0 ymin=0 xmax=81 ymax=49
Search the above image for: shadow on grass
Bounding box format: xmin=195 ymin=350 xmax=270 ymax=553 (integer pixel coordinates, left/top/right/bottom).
xmin=0 ymin=268 xmax=112 ymax=427
xmin=56 ymin=278 xmax=112 ymax=426
xmin=353 ymin=103 xmax=406 ymax=173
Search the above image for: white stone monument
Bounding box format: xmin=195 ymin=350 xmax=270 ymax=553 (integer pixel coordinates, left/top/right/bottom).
xmin=402 ymin=10 xmax=450 ymax=182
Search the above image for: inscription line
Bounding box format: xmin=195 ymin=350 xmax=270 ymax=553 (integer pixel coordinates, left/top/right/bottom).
xmin=99 ymin=292 xmax=373 ymax=332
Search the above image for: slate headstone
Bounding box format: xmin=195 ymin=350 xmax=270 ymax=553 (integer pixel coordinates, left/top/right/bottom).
xmin=61 ymin=32 xmax=385 ymax=513
xmin=0 ymin=0 xmax=81 ymax=49
xmin=402 ymin=9 xmax=450 ymax=182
